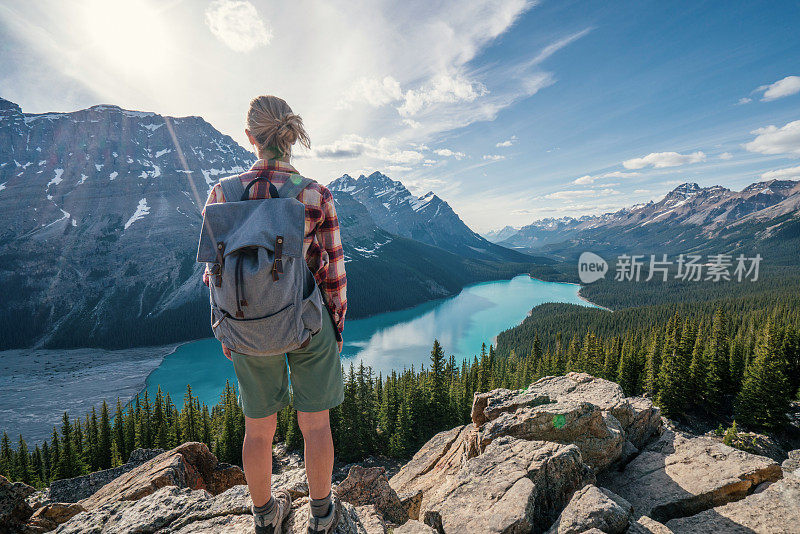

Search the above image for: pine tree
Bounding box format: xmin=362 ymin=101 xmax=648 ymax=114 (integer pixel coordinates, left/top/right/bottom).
xmin=705 ymin=309 xmax=730 ymax=411
xmin=110 ymin=440 xmax=123 ymax=468
xmin=98 ymin=401 xmax=112 ymax=470
xmin=603 ymin=337 xmax=621 ymax=381
xmin=644 ymin=329 xmax=663 ymax=397
xmin=41 ymin=441 xmax=51 ymax=483
xmin=0 ymin=432 xmax=13 ymax=479
xmin=112 ymin=399 xmax=126 ymax=462
xmin=734 ymin=322 xmax=791 ymax=430
xmin=657 ymin=317 xmax=691 ymax=417
xmin=15 ymin=436 xmax=31 ymax=485
xmin=56 ymin=412 xmax=84 ymax=479
xmin=616 ymin=338 xmax=640 ymax=396
xmin=428 ymin=340 xmax=449 ymax=435
xmin=388 ymin=394 xmax=412 ymax=458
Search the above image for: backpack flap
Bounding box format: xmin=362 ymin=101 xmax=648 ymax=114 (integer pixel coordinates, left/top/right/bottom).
xmin=197 ymin=198 xmax=305 ymax=263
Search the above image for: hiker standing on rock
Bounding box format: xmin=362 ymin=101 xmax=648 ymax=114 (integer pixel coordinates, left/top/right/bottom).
xmin=198 ymin=95 xmax=347 ymax=534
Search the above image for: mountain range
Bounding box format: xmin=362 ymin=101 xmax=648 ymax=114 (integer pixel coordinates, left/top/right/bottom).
xmin=329 ymin=172 xmax=529 ymax=262
xmin=501 ymin=180 xmax=800 ymax=262
xmin=0 ymin=98 xmax=533 ymax=349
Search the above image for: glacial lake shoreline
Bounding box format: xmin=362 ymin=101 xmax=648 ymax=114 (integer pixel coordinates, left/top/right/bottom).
xmin=0 ymin=275 xmax=605 ymax=444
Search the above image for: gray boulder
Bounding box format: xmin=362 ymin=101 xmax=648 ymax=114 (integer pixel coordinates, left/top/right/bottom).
xmin=604 ymin=429 xmax=783 ymax=523
xmin=48 ymin=448 xmax=164 ymax=503
xmin=472 ymin=373 xmax=662 ymax=471
xmin=545 ymin=485 xmax=633 ymax=534
xmin=0 ymin=475 xmax=35 ymax=532
xmin=782 ymin=449 xmax=800 ymax=474
xmin=665 ymin=471 xmax=800 ymax=533
xmin=419 ymin=436 xmax=590 ymax=533
xmin=335 ymin=465 xmax=406 ymax=525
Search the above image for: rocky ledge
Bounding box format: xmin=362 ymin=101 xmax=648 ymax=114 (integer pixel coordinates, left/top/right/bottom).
xmin=2 ymin=373 xmax=798 ymax=533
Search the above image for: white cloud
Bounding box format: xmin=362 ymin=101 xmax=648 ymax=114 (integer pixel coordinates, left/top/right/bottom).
xmin=573 ymin=175 xmax=594 ymax=185
xmin=545 ymin=188 xmax=618 ymax=200
xmin=204 ymin=0 xmax=271 ymax=53
xmin=758 ymin=76 xmax=800 ymax=101
xmin=482 ymin=154 xmax=505 ymax=161
xmin=761 ymin=165 xmax=800 ymax=180
xmin=398 ymin=73 xmax=488 ymax=117
xmin=622 ymin=151 xmax=706 ymax=169
xmin=309 ymin=134 xmax=424 ymax=164
xmin=737 ymin=97 xmax=752 ymax=105
xmin=719 ymin=152 xmax=733 ymax=160
xmin=496 ymin=135 xmax=517 ymax=147
xmin=572 ymin=170 xmax=639 ymax=184
xmin=744 ymin=120 xmax=800 ymax=156
xmin=339 ymin=76 xmax=402 ymax=108
xmin=433 ymin=148 xmax=466 ymax=159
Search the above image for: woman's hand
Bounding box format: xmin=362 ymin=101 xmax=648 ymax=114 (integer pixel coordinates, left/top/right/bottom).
xmin=221 ymin=342 xmax=232 ymax=361
xmin=202 ymin=271 xmax=210 ymax=287
xmin=337 ymin=340 xmax=343 ymax=353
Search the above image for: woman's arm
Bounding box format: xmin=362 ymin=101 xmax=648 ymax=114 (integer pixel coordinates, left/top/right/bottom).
xmin=315 ymin=187 xmax=348 ymax=339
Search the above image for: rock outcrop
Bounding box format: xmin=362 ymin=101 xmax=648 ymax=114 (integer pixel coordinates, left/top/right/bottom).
xmin=471 ymin=373 xmax=661 ymax=470
xmin=665 ymin=471 xmax=800 ymax=533
xmin=7 ymin=373 xmax=799 ymax=534
xmin=1 ymin=475 xmax=35 ymax=533
xmin=336 ymin=466 xmax=406 ymax=525
xmin=603 ymin=428 xmax=783 ymax=523
xmin=545 ymin=485 xmax=633 ymax=534
xmin=80 ymin=442 xmax=245 ymax=510
xmin=48 ymin=448 xmax=164 ymax=503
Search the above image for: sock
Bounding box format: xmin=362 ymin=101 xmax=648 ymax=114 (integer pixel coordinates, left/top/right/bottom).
xmin=310 ymin=491 xmax=332 ymax=518
xmin=253 ymin=496 xmax=277 ymax=525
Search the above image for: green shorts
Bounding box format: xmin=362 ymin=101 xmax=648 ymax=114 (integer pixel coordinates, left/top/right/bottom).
xmin=231 ymin=313 xmax=344 ymax=418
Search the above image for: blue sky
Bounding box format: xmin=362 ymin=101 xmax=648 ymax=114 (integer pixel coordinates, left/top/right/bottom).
xmin=1 ymin=0 xmax=799 ymax=231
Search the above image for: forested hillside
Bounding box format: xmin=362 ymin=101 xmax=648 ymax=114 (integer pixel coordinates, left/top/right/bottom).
xmin=3 ymin=296 xmax=798 ymax=487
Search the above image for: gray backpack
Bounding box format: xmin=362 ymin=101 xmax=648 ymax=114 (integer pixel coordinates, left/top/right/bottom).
xmin=196 ymin=174 xmax=324 ymax=356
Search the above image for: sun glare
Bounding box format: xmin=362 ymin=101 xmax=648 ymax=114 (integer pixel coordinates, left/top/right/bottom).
xmin=80 ymin=0 xmax=172 ymax=76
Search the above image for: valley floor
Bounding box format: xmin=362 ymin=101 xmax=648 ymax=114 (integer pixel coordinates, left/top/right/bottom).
xmin=0 ymin=344 xmax=180 ymax=444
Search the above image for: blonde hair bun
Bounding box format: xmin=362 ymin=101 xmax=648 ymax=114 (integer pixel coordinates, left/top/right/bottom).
xmin=247 ymin=95 xmax=310 ymax=157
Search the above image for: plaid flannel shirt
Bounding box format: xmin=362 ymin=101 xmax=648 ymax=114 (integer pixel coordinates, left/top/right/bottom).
xmin=203 ymin=159 xmax=347 ymax=335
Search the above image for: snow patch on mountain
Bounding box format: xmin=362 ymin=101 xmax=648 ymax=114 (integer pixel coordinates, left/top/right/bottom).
xmin=109 ymin=171 xmax=118 ymax=181
xmin=124 ymin=198 xmax=151 ymax=230
xmin=47 ymin=168 xmax=64 ymax=188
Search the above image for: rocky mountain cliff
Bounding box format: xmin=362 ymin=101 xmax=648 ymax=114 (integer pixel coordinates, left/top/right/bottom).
xmin=0 ymin=98 xmax=533 ymax=349
xmin=329 ymin=172 xmax=530 ymax=262
xmin=3 ymin=373 xmax=798 ymax=533
xmin=503 ymin=180 xmax=800 ymax=260
xmin=0 ymin=97 xmax=254 ymax=349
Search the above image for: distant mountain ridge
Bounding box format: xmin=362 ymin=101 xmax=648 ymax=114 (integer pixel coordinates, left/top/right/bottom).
xmin=484 ymin=225 xmax=520 ymax=243
xmin=329 ymin=171 xmax=529 ymax=262
xmin=502 ymin=180 xmax=800 ymax=259
xmin=0 ymin=98 xmax=534 ymax=349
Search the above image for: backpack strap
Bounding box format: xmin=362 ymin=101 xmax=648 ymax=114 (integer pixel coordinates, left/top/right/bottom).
xmin=219 ymin=175 xmax=246 ymax=203
xmin=277 ymin=174 xmax=313 ymax=199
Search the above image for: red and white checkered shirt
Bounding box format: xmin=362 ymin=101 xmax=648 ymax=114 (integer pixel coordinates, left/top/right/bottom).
xmin=203 ymin=159 xmax=347 ymax=335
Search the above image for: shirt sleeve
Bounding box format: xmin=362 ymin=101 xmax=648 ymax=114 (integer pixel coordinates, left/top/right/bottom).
xmin=315 ymin=187 xmax=348 ymax=335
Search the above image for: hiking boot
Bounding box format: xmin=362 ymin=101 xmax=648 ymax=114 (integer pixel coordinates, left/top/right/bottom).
xmin=307 ymin=493 xmax=341 ymax=534
xmin=253 ymin=488 xmax=292 ymax=534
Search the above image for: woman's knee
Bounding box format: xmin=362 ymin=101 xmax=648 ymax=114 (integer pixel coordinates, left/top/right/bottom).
xmin=244 ymin=413 xmax=277 ymax=441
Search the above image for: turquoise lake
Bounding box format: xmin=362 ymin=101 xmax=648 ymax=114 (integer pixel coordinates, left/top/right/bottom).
xmin=144 ymin=276 xmax=598 ymax=407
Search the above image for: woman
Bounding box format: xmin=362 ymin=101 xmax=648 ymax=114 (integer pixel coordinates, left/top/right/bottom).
xmin=203 ymin=95 xmax=346 ymax=534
